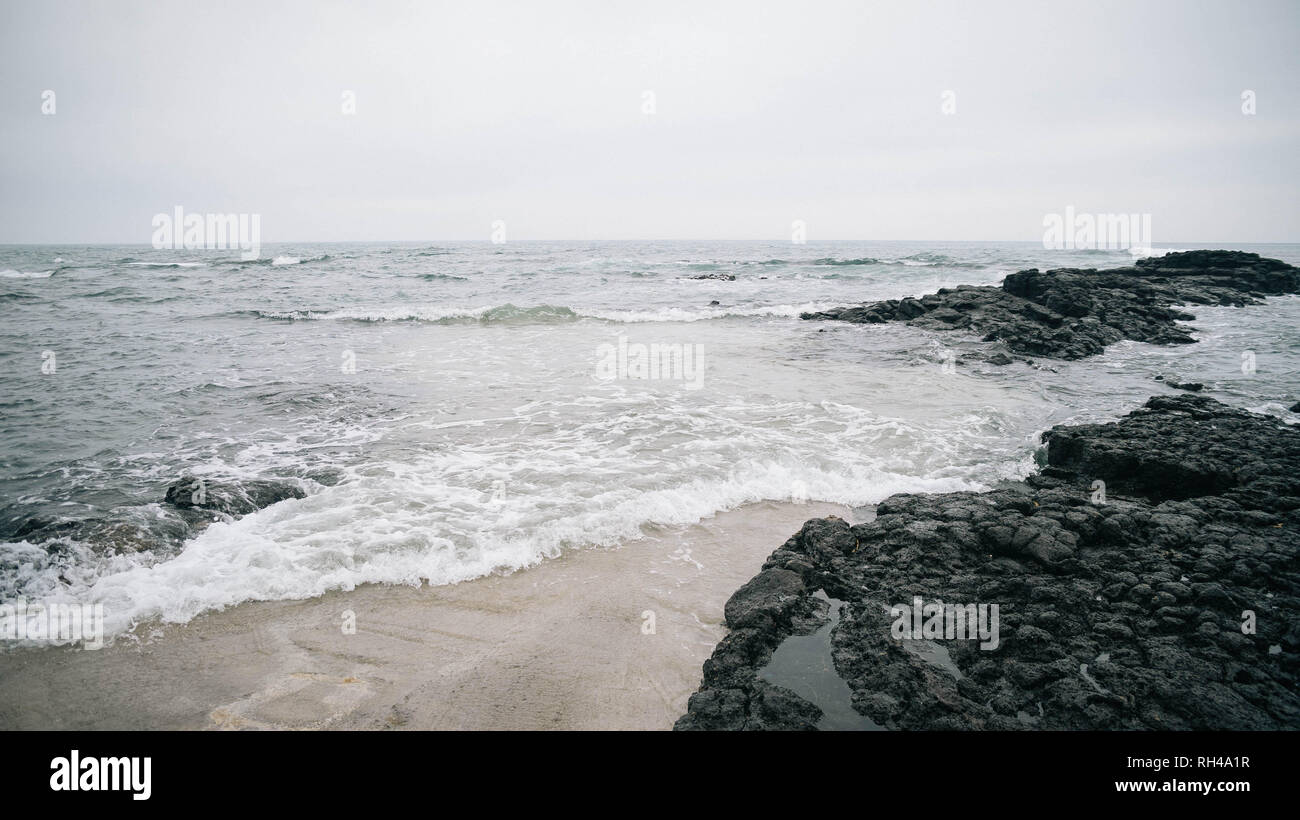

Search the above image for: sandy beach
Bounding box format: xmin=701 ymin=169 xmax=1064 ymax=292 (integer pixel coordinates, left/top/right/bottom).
xmin=0 ymin=500 xmax=855 ymax=730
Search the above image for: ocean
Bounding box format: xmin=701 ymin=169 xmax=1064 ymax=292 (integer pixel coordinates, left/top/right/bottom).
xmin=3 ymin=240 xmax=1299 ymax=642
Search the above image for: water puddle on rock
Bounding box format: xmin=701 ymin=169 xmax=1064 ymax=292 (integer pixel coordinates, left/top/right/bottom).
xmin=757 ymin=590 xmax=883 ymax=731
xmin=900 ymin=636 xmax=964 ymax=680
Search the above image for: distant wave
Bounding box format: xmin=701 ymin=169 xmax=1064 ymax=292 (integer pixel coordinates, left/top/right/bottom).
xmin=253 ymin=301 xmax=841 ymax=325
xmin=664 ymin=256 xmax=981 ymax=271
xmin=256 ymin=303 xmax=583 ymax=325
xmin=419 ymin=272 xmax=470 ymax=281
xmin=660 ymin=256 xmax=990 ymax=270
xmin=809 ymin=257 xmax=882 ymax=266
xmin=227 ymin=254 xmax=332 ymax=267
xmin=0 ymin=269 xmax=54 ymax=279
xmin=802 ymin=254 xmax=988 ymax=269
xmin=888 ymin=253 xmax=989 ymax=269
xmin=671 ymin=259 xmax=790 ymax=268
xmin=587 ymin=302 xmax=840 ymax=322
xmin=118 ymin=255 xmax=332 ymax=267
xmin=79 ymin=286 xmax=137 ymax=298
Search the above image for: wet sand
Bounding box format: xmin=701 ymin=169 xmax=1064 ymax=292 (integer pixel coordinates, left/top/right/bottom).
xmin=0 ymin=500 xmax=852 ymax=730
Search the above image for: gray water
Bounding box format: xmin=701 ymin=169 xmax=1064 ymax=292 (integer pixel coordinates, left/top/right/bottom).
xmin=3 ymin=240 xmax=1298 ymax=637
xmin=758 ymin=590 xmax=882 ymax=730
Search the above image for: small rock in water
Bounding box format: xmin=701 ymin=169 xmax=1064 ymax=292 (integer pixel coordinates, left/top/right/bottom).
xmin=1156 ymin=373 xmax=1205 ymax=391
xmin=164 ymin=476 xmax=306 ymax=515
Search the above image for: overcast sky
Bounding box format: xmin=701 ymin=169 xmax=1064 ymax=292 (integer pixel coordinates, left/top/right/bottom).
xmin=1 ymin=0 xmax=1297 ymax=242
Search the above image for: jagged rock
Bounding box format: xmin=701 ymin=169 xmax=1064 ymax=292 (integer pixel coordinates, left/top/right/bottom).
xmin=724 ymin=569 xmax=806 ymax=629
xmin=1043 ymin=395 xmax=1300 ymax=508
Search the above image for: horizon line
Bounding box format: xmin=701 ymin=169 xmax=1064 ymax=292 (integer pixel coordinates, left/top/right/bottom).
xmin=2 ymin=239 xmax=1298 ymax=246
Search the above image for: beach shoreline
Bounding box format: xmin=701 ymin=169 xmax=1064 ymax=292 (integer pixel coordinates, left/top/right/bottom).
xmin=0 ymin=500 xmax=855 ymax=730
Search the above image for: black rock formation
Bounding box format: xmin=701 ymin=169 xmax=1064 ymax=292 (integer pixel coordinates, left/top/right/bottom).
xmin=802 ymin=251 xmax=1300 ymax=360
xmin=676 ymin=395 xmax=1300 ymax=730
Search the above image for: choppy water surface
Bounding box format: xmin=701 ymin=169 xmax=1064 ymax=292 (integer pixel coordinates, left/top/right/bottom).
xmin=2 ymin=240 xmax=1298 ymax=637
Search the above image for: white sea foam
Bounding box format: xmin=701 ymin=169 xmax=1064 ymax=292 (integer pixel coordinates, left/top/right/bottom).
xmin=0 ymin=269 xmax=54 ymax=278
xmin=9 ymin=396 xmax=1032 ymax=639
xmin=63 ymin=462 xmax=987 ymax=637
xmin=1128 ymin=247 xmax=1178 ymax=258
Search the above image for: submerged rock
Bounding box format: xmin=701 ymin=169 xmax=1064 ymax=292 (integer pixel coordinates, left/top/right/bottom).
xmin=801 ymin=251 xmax=1300 ymax=360
xmin=164 ymin=476 xmax=307 ymax=515
xmin=677 ymin=395 xmax=1300 ymax=730
xmin=1159 ymin=377 xmax=1203 ymax=392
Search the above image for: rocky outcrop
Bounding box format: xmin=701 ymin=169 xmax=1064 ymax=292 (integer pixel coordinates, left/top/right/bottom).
xmin=676 ymin=395 xmax=1300 ymax=730
xmin=802 ymin=251 xmax=1300 ymax=360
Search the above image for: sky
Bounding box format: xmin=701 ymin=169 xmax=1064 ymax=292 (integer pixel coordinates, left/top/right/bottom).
xmin=1 ymin=0 xmax=1297 ymax=242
